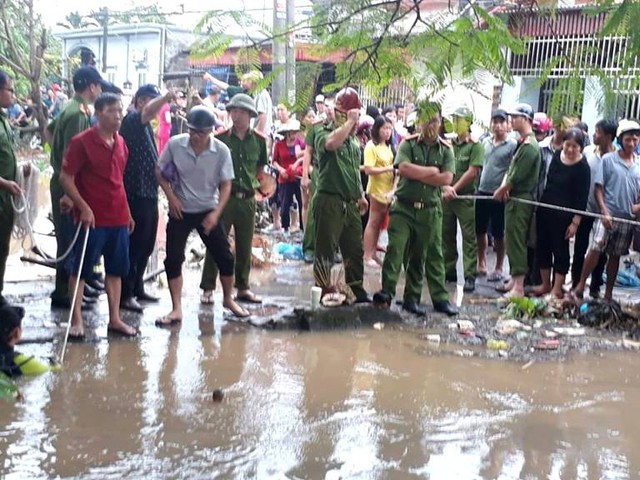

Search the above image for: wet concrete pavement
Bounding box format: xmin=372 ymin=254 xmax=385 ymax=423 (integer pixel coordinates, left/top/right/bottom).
xmin=3 ymin=247 xmax=640 ymax=478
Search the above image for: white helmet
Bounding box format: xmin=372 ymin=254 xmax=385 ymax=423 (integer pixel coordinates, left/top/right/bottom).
xmin=616 ymin=119 xmax=640 ymax=139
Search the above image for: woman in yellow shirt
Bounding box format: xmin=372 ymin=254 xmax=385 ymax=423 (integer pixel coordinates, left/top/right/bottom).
xmin=363 ymin=116 xmax=395 ymax=266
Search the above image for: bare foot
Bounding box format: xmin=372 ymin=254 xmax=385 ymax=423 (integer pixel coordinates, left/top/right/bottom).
xmin=68 ymin=324 xmax=84 ymax=338
xmin=108 ymin=319 xmax=138 ymax=336
xmin=223 ymin=298 xmax=250 ymax=318
xmin=529 ymin=285 xmax=551 ymax=297
xmin=155 ymin=310 xmax=183 ymax=326
xmin=504 ymin=288 xmax=525 ymax=299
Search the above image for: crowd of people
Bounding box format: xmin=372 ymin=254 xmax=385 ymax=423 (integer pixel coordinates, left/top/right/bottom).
xmin=2 ymin=63 xmax=640 ymax=369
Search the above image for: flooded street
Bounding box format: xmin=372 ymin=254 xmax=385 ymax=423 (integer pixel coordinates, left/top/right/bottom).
xmin=3 ymin=187 xmax=640 ymax=478
xmin=2 ymin=309 xmax=640 ymax=478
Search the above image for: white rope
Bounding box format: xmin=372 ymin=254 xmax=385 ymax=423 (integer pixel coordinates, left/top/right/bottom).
xmin=10 ymin=165 xmax=82 ymax=264
xmin=11 ymin=163 xmax=38 ymax=238
xmin=59 ymin=226 xmax=90 ymax=365
xmin=455 ymin=194 xmax=640 ymax=228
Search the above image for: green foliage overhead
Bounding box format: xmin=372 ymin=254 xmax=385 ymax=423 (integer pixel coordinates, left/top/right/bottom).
xmin=193 ymin=1 xmax=526 ymax=107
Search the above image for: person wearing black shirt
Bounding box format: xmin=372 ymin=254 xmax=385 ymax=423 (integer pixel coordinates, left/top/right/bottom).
xmin=119 ymin=85 xmax=175 ymax=312
xmin=531 ymin=128 xmax=590 ymax=299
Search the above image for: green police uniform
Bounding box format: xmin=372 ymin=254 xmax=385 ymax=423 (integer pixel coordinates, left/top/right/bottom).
xmin=301 ymin=123 xmax=322 ymax=257
xmin=200 ymin=128 xmax=268 ymax=291
xmin=504 ymin=132 xmax=540 ymax=276
xmin=381 ymin=135 xmax=455 ymax=304
xmin=312 ymin=122 xmax=367 ymax=298
xmin=442 ymin=139 xmax=484 ymax=279
xmin=0 ymin=110 xmax=17 ymax=300
xmin=48 ymin=95 xmax=91 ymax=302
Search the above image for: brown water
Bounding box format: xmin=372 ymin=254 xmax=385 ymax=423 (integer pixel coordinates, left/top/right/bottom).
xmin=2 ymin=317 xmax=640 ymax=479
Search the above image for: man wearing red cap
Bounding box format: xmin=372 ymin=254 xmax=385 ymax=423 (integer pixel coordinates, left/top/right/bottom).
xmin=311 ymin=87 xmax=369 ymax=302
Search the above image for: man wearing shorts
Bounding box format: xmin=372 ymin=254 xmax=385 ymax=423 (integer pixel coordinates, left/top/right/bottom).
xmin=573 ymin=120 xmax=640 ymax=300
xmin=60 ymin=93 xmax=137 ymax=339
xmin=475 ymin=109 xmax=516 ymax=282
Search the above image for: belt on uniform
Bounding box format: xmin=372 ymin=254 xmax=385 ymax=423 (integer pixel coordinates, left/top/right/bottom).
xmin=395 ymin=198 xmax=438 ymax=210
xmin=232 ymin=189 xmax=254 ymax=199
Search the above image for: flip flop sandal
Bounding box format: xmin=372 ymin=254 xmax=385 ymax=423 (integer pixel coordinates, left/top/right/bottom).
xmin=236 ymin=293 xmax=263 ymax=304
xmin=67 ymin=332 xmax=86 ymax=342
xmin=229 ymin=307 xmax=251 ymax=318
xmin=487 ymin=272 xmax=503 ymax=282
xmin=155 ymin=316 xmax=182 ymax=327
xmin=200 ymin=291 xmax=215 ymax=305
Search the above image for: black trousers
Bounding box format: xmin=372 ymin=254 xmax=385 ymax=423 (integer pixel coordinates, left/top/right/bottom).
xmin=536 ymin=208 xmax=572 ymax=275
xmin=122 ymin=198 xmax=158 ymax=299
xmin=164 ymin=210 xmax=234 ymax=280
xmin=571 ymin=216 xmax=607 ymax=291
xmin=279 ymin=181 xmax=303 ymax=231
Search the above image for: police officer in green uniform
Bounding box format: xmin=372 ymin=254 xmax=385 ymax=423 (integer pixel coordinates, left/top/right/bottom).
xmin=200 ymin=93 xmax=268 ymax=304
xmin=312 ymin=87 xmax=369 ymax=301
xmin=442 ymin=107 xmax=484 ymax=292
xmin=0 ymin=70 xmax=21 ymax=307
xmin=301 ymin=121 xmax=321 ymax=263
xmin=493 ymin=103 xmax=541 ymax=298
xmin=373 ymin=102 xmax=458 ymax=316
xmin=48 ymin=67 xmax=105 ymax=308
xmin=301 ymin=99 xmax=334 ymax=263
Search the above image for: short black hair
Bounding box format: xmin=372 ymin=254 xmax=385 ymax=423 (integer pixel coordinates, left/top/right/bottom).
xmin=395 ymin=103 xmax=404 ymax=111
xmin=382 ymin=106 xmax=396 ymax=117
xmin=576 ymin=121 xmax=589 ymax=133
xmin=595 ymin=119 xmax=618 ymax=139
xmin=0 ymin=69 xmax=10 ymax=89
xmin=371 ymin=115 xmax=393 ymax=145
xmin=0 ymin=305 xmax=24 ymax=344
xmin=563 ymin=127 xmax=585 ymax=151
xmin=365 ymin=105 xmax=380 ymax=119
xmin=94 ymin=92 xmax=121 ymax=112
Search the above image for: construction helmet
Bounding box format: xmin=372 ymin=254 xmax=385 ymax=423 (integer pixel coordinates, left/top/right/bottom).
xmin=335 ymin=87 xmax=362 ymax=112
xmin=616 ymin=119 xmax=640 ymax=140
xmin=533 ymin=112 xmax=552 ymax=132
xmin=452 ymin=106 xmax=474 ymax=123
xmin=186 ymin=106 xmax=217 ymax=130
xmin=225 ymin=93 xmax=258 ymax=118
xmin=507 ymin=103 xmax=534 ymax=121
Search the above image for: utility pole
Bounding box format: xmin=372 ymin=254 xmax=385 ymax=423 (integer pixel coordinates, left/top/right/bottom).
xmin=285 ymin=0 xmax=295 ymax=104
xmin=101 ymin=7 xmax=108 ymax=73
xmin=272 ymin=0 xmax=286 ymax=104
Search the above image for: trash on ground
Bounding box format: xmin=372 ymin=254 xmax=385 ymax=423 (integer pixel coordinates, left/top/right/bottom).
xmin=373 ymin=322 xmax=384 ymax=330
xmin=487 ymin=339 xmax=509 ymax=350
xmin=533 ymin=339 xmax=560 ymax=350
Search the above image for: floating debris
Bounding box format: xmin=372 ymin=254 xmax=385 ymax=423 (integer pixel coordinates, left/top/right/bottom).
xmin=212 ymin=389 xmax=224 ymax=403
xmin=373 ymin=322 xmax=384 ymax=330
xmin=534 ymin=339 xmax=560 ymax=351
xmin=487 ymin=339 xmax=509 ymax=351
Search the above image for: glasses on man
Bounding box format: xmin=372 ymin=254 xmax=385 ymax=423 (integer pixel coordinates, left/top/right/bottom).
xmin=189 ymin=128 xmax=212 ymax=137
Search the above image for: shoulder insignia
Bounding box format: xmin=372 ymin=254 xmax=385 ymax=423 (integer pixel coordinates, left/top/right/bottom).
xmin=79 ymin=104 xmax=91 ymax=117
xmin=438 ymin=136 xmax=452 ymax=148
xmin=252 ymin=129 xmax=267 ymax=140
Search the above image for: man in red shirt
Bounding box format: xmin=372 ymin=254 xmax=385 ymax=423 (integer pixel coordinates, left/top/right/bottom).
xmin=60 ymin=92 xmax=137 ymax=340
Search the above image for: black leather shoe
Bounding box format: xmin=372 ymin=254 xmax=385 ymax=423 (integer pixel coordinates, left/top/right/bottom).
xmin=120 ymin=297 xmax=144 ymax=313
xmin=84 ymin=285 xmax=101 ymax=298
xmin=136 ymin=291 xmax=160 ymax=302
xmin=372 ymin=291 xmax=392 ymax=308
xmin=354 ymin=293 xmax=371 ymax=304
xmin=433 ymin=301 xmax=458 ymax=316
xmin=463 ymin=277 xmax=476 ymax=293
xmin=402 ymin=300 xmax=427 ymax=316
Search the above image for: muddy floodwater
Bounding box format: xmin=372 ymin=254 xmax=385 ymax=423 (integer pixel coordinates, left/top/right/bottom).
xmin=2 ymin=318 xmax=640 ymax=479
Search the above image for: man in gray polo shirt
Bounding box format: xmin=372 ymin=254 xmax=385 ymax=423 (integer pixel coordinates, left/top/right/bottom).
xmin=155 ymin=106 xmax=250 ymax=324
xmin=475 ymin=109 xmax=516 ymax=281
xmin=573 ymin=119 xmax=640 ymax=300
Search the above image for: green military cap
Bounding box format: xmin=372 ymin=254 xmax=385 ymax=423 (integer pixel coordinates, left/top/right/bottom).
xmin=226 ymin=93 xmax=258 ymax=118
xmin=452 ymin=106 xmax=474 ymax=123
